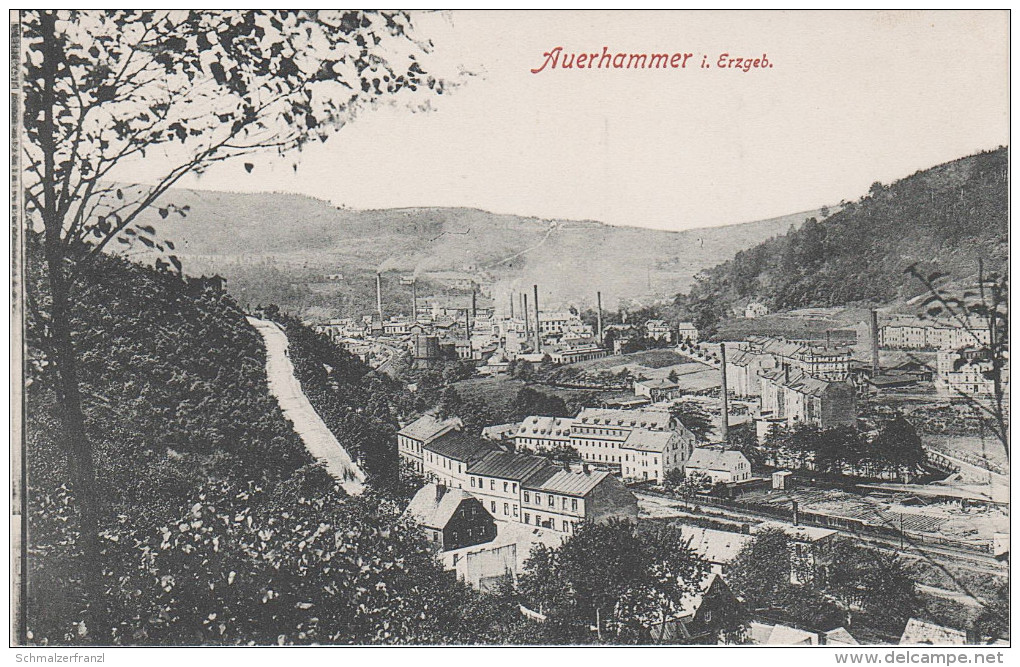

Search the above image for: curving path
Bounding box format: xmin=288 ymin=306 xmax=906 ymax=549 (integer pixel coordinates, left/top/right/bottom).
xmin=247 ymin=316 xmax=366 ymax=495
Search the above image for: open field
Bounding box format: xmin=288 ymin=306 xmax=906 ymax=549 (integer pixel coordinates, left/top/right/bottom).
xmin=569 ymin=351 xmax=722 ymax=392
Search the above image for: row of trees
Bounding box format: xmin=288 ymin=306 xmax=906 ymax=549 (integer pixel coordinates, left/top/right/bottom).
xmin=752 ymin=418 xmax=928 ymax=481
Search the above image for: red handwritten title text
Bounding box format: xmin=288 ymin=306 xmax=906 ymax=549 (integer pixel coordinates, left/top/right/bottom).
xmin=530 ymin=47 xmax=772 ymax=73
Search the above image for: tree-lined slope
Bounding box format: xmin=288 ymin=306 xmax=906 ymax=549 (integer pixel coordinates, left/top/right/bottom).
xmin=679 ymin=147 xmax=1008 ymax=332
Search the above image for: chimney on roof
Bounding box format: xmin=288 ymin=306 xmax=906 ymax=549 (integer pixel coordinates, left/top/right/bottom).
xmin=533 ymin=284 xmax=542 ymax=353
xmin=719 ymin=342 xmax=730 ymax=443
xmin=792 ymin=499 xmax=799 ymax=526
xmin=435 ymin=483 xmax=447 ymax=503
xmin=784 ymin=363 xmax=790 ymax=384
xmin=376 ymin=272 xmax=383 ymax=321
xmin=870 ymin=309 xmax=880 ymax=377
xmin=582 ymin=463 xmax=591 ymax=475
xmin=597 ymin=291 xmax=604 ymax=346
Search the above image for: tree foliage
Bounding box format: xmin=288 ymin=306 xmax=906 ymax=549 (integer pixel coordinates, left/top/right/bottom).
xmin=517 ymin=520 xmax=711 ymax=642
xmin=670 ymin=400 xmax=714 ymax=442
xmin=19 ymin=9 xmax=454 ymax=641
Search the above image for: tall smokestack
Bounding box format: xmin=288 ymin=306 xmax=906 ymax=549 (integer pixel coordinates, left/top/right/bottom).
xmin=509 ymin=292 xmax=514 ymax=319
xmin=870 ymin=309 xmax=880 ymax=377
xmin=471 ymin=283 xmax=477 ymax=318
xmin=411 ymin=280 xmax=417 ymax=321
xmin=375 ymin=272 xmax=383 ymax=321
xmin=533 ymin=284 xmax=542 ymax=353
xmin=523 ymin=293 xmax=530 ymax=341
xmin=719 ymin=342 xmax=730 ymax=443
xmin=597 ymin=291 xmax=604 ymax=346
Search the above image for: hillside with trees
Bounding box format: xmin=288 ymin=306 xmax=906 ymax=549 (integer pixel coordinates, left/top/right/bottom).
xmin=24 ymin=240 xmax=484 ymax=644
xmin=678 ymin=148 xmax=1008 ymax=333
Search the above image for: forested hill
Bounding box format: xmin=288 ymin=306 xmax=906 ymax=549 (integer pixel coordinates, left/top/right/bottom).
xmin=679 ymin=147 xmax=1009 ymax=332
xmin=23 ymin=240 xmax=483 ymax=645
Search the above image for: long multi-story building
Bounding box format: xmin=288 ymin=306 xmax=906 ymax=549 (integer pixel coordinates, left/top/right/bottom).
xmin=537 ymin=311 xmax=583 ymax=335
xmin=422 ymin=430 xmax=499 ymax=489
xmin=397 ymin=414 xmax=464 ymax=475
xmin=514 ymin=416 xmax=574 ymax=452
xmin=751 ymin=337 xmax=851 ymax=382
xmin=880 ymin=317 xmax=992 ymax=351
xmin=570 ymin=407 xmax=695 ymax=482
xmin=759 ymin=367 xmax=856 ymax=429
xmin=519 ymin=466 xmax=638 ymax=534
xmin=413 ymin=429 xmax=639 ymax=534
xmin=467 ymin=451 xmax=550 ymax=522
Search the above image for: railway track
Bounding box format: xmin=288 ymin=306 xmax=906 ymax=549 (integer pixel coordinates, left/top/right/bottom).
xmin=636 ymin=492 xmax=1006 ymax=573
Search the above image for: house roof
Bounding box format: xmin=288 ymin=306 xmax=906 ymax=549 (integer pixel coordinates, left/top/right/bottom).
xmin=523 ymin=468 xmax=612 ymax=497
xmin=825 ymin=627 xmax=860 ymax=646
xmin=398 ymin=414 xmax=462 ymax=443
xmin=684 ymin=527 xmax=751 ymax=564
xmin=755 ymin=521 xmax=836 ymax=542
xmin=759 ymin=368 xmax=840 ymax=397
xmin=623 ymin=428 xmax=677 ymax=453
xmin=404 ymin=484 xmax=482 ymax=530
xmin=676 ymin=321 xmax=697 ymax=329
xmin=517 ymin=415 xmax=574 ymax=438
xmin=686 ymin=448 xmax=749 ymax=473
xmin=675 ymin=572 xmax=723 ymax=619
xmin=468 ymin=451 xmax=557 ymax=482
xmin=425 ymin=430 xmax=499 ymax=464
xmin=481 ymin=423 xmax=520 ymax=440
xmin=727 ymin=349 xmax=755 ymax=367
xmin=899 ymin=619 xmax=968 ymax=645
xmin=752 ymin=622 xmax=817 ymax=645
xmin=575 ymin=407 xmax=671 ymax=431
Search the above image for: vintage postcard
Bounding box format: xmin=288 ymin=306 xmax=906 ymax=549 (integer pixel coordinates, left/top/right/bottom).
xmin=9 ymin=9 xmax=1010 ymax=655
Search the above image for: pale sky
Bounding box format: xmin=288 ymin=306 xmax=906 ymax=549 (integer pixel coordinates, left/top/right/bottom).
xmin=150 ymin=10 xmax=1009 ymax=231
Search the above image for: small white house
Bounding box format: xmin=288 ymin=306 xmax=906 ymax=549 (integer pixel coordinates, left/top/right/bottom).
xmin=685 ymin=448 xmax=751 ymax=483
xmin=676 ymin=322 xmax=699 ymax=344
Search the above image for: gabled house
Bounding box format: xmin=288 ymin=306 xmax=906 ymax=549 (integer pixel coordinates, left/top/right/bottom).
xmin=404 ymin=483 xmax=497 ymax=552
xmin=634 ymin=377 xmax=680 ymax=403
xmin=684 ymin=449 xmax=752 ymax=483
xmin=647 ymin=573 xmax=746 ymax=644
